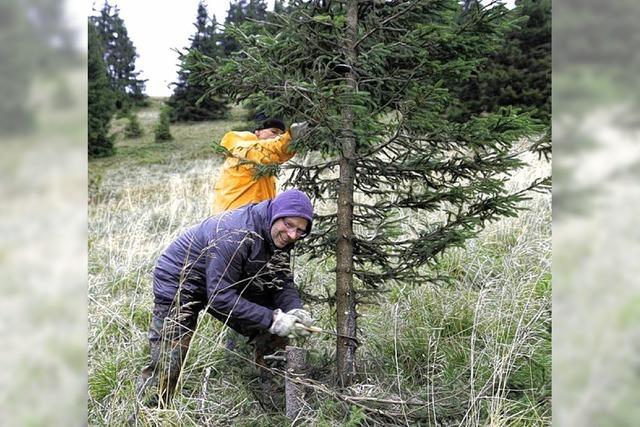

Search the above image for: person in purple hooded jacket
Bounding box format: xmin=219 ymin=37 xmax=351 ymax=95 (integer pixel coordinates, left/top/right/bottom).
xmin=135 ymin=189 xmax=316 ymax=407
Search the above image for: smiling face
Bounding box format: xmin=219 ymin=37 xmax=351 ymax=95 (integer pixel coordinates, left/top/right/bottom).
xmin=254 ymin=127 xmax=284 ymax=140
xmin=270 ymin=216 xmax=309 ymax=249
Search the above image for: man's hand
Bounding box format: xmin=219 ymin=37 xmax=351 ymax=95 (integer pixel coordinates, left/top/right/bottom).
xmin=269 ymin=309 xmax=310 ymax=337
xmin=289 ymin=122 xmax=309 ymax=140
xmin=286 ymin=308 xmax=315 ymax=327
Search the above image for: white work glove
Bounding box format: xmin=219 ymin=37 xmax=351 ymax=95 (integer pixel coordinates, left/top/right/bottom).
xmin=286 ymin=308 xmax=315 ymax=327
xmin=269 ymin=309 xmax=310 ymax=337
xmin=289 ymin=121 xmax=309 ymax=140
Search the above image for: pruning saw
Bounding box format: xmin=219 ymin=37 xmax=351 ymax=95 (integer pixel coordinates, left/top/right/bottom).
xmin=295 ymin=323 xmax=360 ymax=345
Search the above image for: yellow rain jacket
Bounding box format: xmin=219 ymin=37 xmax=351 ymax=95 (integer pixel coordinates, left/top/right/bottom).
xmin=211 ymin=130 xmax=295 ymax=214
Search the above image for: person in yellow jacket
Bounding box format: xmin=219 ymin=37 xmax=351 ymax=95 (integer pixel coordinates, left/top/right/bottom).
xmin=211 ymin=118 xmax=306 ymax=214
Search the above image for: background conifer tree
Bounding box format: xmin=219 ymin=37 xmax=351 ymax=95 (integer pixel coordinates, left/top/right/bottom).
xmin=245 ymin=0 xmax=268 ymax=20
xmin=154 ymin=106 xmax=173 ymax=142
xmin=220 ymin=0 xmax=268 ymax=56
xmin=219 ymin=0 xmax=271 ymax=119
xmin=453 ymin=0 xmax=551 ymax=123
xmin=273 ymin=0 xmax=286 ymax=14
xmin=167 ymin=2 xmax=228 ymax=122
xmin=91 ymin=1 xmax=148 ymax=111
xmin=124 ymin=112 xmax=143 ymax=138
xmin=220 ymin=0 xmax=247 ymax=56
xmin=88 ymin=20 xmax=116 ymax=158
xmin=192 ymin=0 xmax=550 ymax=384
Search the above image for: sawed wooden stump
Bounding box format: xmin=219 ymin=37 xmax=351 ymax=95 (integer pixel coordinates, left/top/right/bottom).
xmin=284 ymin=346 xmax=308 ymax=420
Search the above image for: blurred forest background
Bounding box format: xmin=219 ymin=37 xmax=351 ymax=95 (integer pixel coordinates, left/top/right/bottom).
xmin=1 ymin=0 xmax=86 ymax=424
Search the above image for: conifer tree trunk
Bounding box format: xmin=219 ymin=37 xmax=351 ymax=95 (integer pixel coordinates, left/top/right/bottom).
xmin=335 ymin=0 xmax=358 ymax=387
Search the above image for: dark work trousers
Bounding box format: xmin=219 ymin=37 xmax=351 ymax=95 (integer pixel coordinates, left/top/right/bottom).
xmin=135 ymin=298 xmax=203 ymax=408
xmin=135 ymin=291 xmax=289 ymax=407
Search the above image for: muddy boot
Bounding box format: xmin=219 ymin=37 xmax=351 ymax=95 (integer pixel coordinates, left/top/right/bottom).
xmin=130 ymin=352 xmax=161 ymax=425
xmin=251 ymin=332 xmax=288 ymax=410
xmin=135 ymin=301 xmax=197 ymax=408
xmin=135 ymin=314 xmax=164 ymax=408
xmin=135 ymin=366 xmax=160 ymax=408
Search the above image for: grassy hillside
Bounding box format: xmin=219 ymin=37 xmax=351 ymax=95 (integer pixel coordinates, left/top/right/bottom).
xmin=88 ymin=101 xmax=551 ymax=426
xmin=89 ymin=99 xmax=248 ymax=200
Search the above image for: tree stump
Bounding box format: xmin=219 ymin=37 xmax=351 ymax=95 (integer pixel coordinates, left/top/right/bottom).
xmin=284 ymin=346 xmax=308 ymax=420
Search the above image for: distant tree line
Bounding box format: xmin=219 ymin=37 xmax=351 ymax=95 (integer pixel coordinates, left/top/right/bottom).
xmin=88 ymin=0 xmax=272 ymax=156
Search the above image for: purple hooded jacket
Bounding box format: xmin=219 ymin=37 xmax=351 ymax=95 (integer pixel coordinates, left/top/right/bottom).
xmin=152 ymin=190 xmax=313 ymax=334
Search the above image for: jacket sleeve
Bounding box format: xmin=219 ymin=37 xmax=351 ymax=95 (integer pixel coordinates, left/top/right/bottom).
xmin=205 ymin=231 xmax=274 ymax=330
xmin=242 ymin=131 xmax=295 ymax=165
xmin=269 ymin=251 xmax=303 ymax=312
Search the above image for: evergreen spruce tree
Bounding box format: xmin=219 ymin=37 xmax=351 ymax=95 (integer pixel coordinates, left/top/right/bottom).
xmin=91 ymin=1 xmax=148 ymax=111
xmin=220 ymin=0 xmax=271 ymax=119
xmin=220 ymin=0 xmax=268 ymax=56
xmin=273 ymin=0 xmax=286 ymax=14
xmin=154 ymin=106 xmax=173 ymax=142
xmin=193 ymin=0 xmax=549 ymax=384
xmin=124 ymin=112 xmax=143 ymax=138
xmin=453 ymin=0 xmax=551 ymax=123
xmin=88 ymin=20 xmax=116 ymax=157
xmin=221 ymin=0 xmax=246 ymax=56
xmin=245 ymin=0 xmax=268 ymax=20
xmin=167 ymin=2 xmax=228 ymax=122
